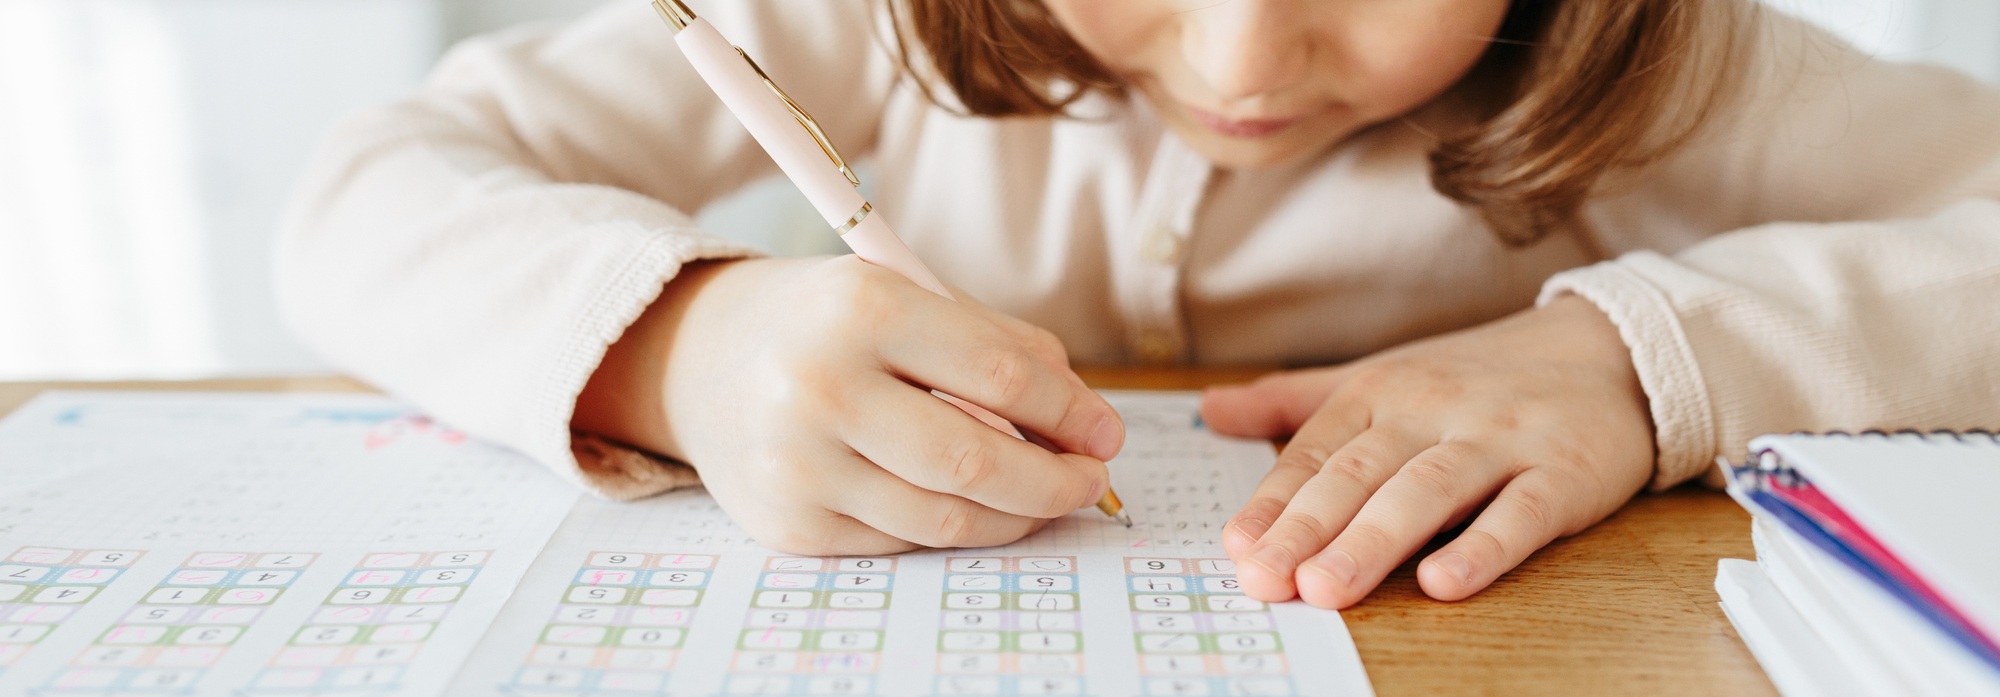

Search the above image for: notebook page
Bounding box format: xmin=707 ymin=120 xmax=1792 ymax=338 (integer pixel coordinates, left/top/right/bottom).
xmin=448 ymin=391 xmax=1374 ymax=697
xmin=0 ymin=392 xmax=577 ymax=697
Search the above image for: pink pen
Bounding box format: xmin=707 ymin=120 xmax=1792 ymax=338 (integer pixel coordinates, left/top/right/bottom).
xmin=650 ymin=0 xmax=1131 ymax=527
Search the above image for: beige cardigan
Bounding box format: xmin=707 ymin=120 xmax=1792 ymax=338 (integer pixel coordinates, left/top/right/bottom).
xmin=276 ymin=1 xmax=2000 ymax=500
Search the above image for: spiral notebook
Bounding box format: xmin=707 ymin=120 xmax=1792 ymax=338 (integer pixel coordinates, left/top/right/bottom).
xmin=1719 ymin=430 xmax=2000 ymax=696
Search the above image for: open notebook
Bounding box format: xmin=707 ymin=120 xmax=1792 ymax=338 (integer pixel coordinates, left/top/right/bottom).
xmin=1719 ymin=431 xmax=2000 ymax=696
xmin=0 ymin=391 xmax=1372 ymax=697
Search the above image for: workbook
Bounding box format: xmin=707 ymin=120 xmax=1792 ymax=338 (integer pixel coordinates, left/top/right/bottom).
xmin=1717 ymin=431 xmax=2000 ymax=697
xmin=0 ymin=391 xmax=1373 ymax=696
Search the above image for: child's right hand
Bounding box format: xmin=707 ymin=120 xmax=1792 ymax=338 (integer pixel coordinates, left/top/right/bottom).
xmin=581 ymin=256 xmax=1124 ymax=555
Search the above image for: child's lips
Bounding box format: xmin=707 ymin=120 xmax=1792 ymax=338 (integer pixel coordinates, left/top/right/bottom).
xmin=1183 ymin=104 xmax=1304 ymax=139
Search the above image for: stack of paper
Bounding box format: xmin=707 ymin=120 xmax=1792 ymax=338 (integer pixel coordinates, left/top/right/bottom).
xmin=1716 ymin=432 xmax=2000 ymax=697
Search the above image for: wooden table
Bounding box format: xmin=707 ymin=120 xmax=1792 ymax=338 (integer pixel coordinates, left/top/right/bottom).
xmin=0 ymin=370 xmax=1775 ymax=696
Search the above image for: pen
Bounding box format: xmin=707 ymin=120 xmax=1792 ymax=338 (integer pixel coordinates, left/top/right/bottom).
xmin=649 ymin=0 xmax=1133 ymax=528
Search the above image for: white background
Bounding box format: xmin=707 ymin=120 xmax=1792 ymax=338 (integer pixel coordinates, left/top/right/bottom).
xmin=1 ymin=0 xmax=1995 ymax=380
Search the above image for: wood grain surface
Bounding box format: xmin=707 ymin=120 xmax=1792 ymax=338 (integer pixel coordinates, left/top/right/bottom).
xmin=0 ymin=370 xmax=1774 ymax=695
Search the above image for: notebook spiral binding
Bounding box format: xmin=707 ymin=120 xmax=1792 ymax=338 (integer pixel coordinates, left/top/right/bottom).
xmin=1744 ymin=429 xmax=2000 ymax=487
xmin=1731 ymin=426 xmax=2000 ymax=675
xmin=1795 ymin=428 xmax=2000 ymax=442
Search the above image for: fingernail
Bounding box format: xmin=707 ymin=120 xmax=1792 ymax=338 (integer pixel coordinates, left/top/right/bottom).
xmin=1085 ymin=478 xmax=1108 ymax=507
xmin=1433 ymin=552 xmax=1472 ymax=585
xmin=1249 ymin=545 xmax=1295 ymax=577
xmin=1230 ymin=518 xmax=1270 ymax=542
xmin=1304 ymin=549 xmax=1357 ymax=587
xmin=1086 ymin=416 xmax=1123 ymax=460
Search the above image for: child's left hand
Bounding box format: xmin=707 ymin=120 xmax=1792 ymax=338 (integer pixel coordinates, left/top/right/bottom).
xmin=1199 ymin=295 xmax=1655 ymax=608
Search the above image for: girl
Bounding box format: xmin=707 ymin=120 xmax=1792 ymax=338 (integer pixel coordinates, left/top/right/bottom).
xmin=276 ymin=0 xmax=2000 ymax=610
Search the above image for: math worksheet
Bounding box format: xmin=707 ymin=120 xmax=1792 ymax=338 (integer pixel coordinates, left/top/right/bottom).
xmin=0 ymin=391 xmax=1372 ymax=696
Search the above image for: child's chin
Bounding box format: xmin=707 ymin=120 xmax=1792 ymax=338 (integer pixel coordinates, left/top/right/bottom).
xmin=1173 ymin=123 xmax=1353 ymax=170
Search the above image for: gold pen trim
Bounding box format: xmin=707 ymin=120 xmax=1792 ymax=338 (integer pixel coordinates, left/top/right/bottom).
xmin=835 ymin=202 xmax=873 ymax=236
xmin=733 ymin=48 xmax=862 ymax=188
xmin=651 ymin=0 xmax=695 ymax=31
xmin=650 ymin=0 xmax=860 ymax=188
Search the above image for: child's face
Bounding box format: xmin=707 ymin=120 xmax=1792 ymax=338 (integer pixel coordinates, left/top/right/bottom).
xmin=1043 ymin=0 xmax=1511 ymax=169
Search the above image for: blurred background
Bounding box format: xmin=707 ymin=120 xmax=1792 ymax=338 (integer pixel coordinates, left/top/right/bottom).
xmin=1 ymin=0 xmax=1996 ymax=380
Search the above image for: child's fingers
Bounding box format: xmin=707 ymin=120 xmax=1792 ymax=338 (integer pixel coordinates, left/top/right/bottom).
xmin=1222 ymin=398 xmax=1369 ymax=559
xmin=1199 ymin=368 xmax=1347 ymax=439
xmin=747 ymin=508 xmax=921 ymax=557
xmin=1294 ymin=442 xmax=1509 ymax=609
xmin=1235 ymin=424 xmax=1427 ymax=602
xmin=1415 ymin=473 xmax=1575 ymax=602
xmin=960 ymin=299 xmax=1075 ymax=371
xmin=877 ymin=300 xmax=1121 ymax=461
xmin=844 ymin=378 xmax=1109 ymax=520
xmin=831 ymin=458 xmax=1047 ymax=549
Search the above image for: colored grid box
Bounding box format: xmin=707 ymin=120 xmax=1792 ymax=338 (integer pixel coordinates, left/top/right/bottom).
xmin=722 ymin=673 xmax=875 ymax=695
xmin=726 ymin=557 xmax=895 ymax=695
xmin=251 ymin=551 xmax=483 ymax=694
xmin=935 ymin=557 xmax=1083 ymax=696
xmin=43 ymin=552 xmax=311 ymax=694
xmin=1 ymin=546 xmax=145 ymax=668
xmin=509 ymin=552 xmax=722 ymax=695
xmin=1126 ymin=557 xmax=1293 ymax=696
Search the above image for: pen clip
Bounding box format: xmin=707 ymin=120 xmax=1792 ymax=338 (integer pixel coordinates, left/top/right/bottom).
xmin=734 ymin=47 xmax=862 ymax=188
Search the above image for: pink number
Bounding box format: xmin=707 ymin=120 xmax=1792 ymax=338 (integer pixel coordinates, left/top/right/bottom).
xmin=207 ymin=608 xmax=256 ymax=623
xmin=14 ymin=548 xmax=65 ymax=564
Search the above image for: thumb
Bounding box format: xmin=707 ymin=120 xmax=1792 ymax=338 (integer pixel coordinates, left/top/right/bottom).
xmin=1200 ymin=368 xmax=1346 ymax=438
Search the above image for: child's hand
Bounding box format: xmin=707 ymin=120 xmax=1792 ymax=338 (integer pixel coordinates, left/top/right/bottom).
xmin=1199 ymin=296 xmax=1654 ymax=608
xmin=640 ymin=256 xmax=1123 ymax=556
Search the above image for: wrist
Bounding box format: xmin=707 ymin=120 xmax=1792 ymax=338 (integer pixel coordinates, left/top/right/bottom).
xmin=1540 ymin=293 xmax=1657 ymax=446
xmin=573 ymin=258 xmax=768 ymax=461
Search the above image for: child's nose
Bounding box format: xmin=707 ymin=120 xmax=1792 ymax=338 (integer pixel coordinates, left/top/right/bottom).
xmin=1180 ymin=0 xmax=1310 ymax=102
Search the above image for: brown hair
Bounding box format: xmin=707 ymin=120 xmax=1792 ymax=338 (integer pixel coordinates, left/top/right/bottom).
xmin=886 ymin=0 xmax=1751 ymax=248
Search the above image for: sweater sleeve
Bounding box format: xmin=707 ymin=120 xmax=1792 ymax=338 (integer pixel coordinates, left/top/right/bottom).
xmin=1543 ymin=203 xmax=2000 ymax=490
xmin=1539 ymin=14 xmax=2000 ymax=490
xmin=273 ymin=1 xmax=897 ymax=499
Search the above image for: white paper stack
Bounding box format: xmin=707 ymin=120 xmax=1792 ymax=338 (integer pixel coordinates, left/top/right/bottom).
xmin=1716 ymin=431 xmax=2000 ymax=697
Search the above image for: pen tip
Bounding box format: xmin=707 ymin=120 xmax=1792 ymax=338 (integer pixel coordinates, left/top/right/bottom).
xmin=1116 ymin=511 xmax=1134 ymax=528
